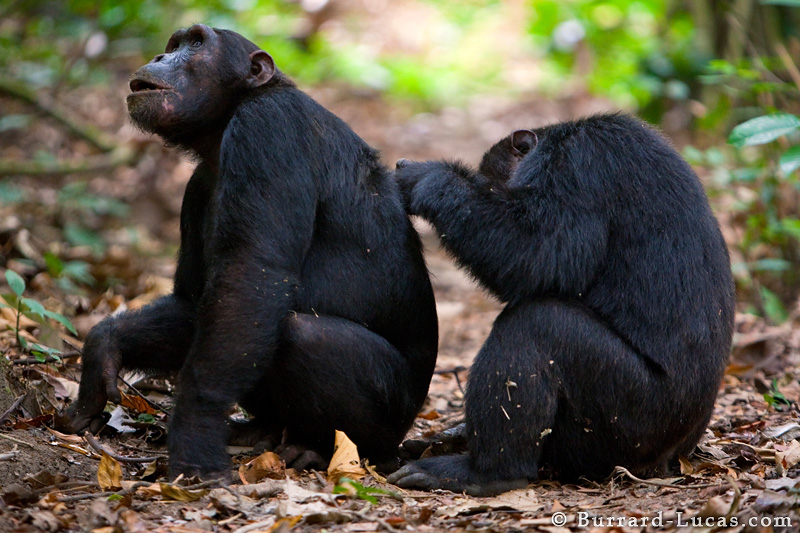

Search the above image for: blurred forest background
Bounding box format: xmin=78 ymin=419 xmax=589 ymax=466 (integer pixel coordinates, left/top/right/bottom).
xmin=5 ymin=1 xmax=800 ymax=530
xmin=3 ymin=0 xmax=800 ymax=362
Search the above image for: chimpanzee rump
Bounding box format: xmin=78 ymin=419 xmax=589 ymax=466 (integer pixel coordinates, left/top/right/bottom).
xmin=60 ymin=25 xmax=438 ymax=479
xmin=388 ymin=114 xmax=735 ymax=496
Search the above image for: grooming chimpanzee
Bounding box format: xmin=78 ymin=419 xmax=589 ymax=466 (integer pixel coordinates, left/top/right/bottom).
xmin=388 ymin=114 xmax=735 ymax=496
xmin=59 ymin=25 xmax=438 ymax=479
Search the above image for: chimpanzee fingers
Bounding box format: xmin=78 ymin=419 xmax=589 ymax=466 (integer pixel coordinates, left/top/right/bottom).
xmin=290 ymin=449 xmax=327 ymax=471
xmin=55 ymin=402 xmax=110 ymax=434
xmin=103 ymin=373 xmax=122 ymax=404
xmin=275 ymin=444 xmax=327 ymax=471
xmin=387 ymin=465 xmax=438 ymax=490
xmin=395 ymin=158 xmax=413 ymax=169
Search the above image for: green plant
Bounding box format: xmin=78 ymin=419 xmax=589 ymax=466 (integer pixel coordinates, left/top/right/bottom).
xmin=332 ymin=478 xmax=398 ymax=504
xmin=691 ymin=112 xmax=800 ymax=323
xmin=763 ymin=378 xmax=791 ymax=410
xmin=1 ymin=270 xmax=77 ymax=361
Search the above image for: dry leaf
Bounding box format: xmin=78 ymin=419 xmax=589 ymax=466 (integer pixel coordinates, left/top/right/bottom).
xmin=159 ymin=483 xmax=208 ymax=502
xmin=134 ymin=483 xmax=162 ymax=500
xmin=120 ymin=392 xmax=158 ymax=415
xmin=327 ymin=430 xmax=366 ymax=483
xmin=776 ymin=439 xmax=800 ymax=476
xmin=364 ymin=461 xmax=387 ymax=483
xmin=678 ymin=455 xmax=694 ymax=475
xmin=45 ymin=427 xmax=86 ymax=444
xmin=418 ymin=410 xmax=441 ymax=420
xmin=97 ymin=453 xmax=122 ymax=490
xmin=238 ymin=451 xmax=285 ymax=484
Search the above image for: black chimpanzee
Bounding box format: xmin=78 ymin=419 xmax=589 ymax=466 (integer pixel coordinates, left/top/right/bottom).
xmin=59 ymin=25 xmax=438 ymax=479
xmin=387 ymin=114 xmax=735 ymax=496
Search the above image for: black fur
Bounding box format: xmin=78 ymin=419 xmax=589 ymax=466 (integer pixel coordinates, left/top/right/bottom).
xmin=388 ymin=114 xmax=734 ymax=496
xmin=60 ymin=25 xmax=438 ymax=479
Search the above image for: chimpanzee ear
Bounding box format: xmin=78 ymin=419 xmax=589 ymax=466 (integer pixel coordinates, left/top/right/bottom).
xmin=511 ymin=129 xmax=538 ymax=156
xmin=248 ymin=50 xmax=275 ymax=87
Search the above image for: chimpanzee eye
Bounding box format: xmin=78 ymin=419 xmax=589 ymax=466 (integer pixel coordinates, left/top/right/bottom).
xmin=192 ymin=37 xmax=204 ymax=47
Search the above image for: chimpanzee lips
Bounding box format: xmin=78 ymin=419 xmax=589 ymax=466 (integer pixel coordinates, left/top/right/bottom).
xmin=129 ymin=78 xmax=171 ymax=93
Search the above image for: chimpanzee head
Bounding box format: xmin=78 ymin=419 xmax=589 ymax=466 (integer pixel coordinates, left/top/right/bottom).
xmin=127 ymin=25 xmax=279 ymax=148
xmin=478 ymin=129 xmax=538 ymax=182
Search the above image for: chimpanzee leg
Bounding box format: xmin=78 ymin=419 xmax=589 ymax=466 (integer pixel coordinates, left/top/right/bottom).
xmin=466 ymin=299 xmax=668 ymax=483
xmin=61 ymin=295 xmax=195 ymax=434
xmin=391 ymin=298 xmax=709 ymax=495
xmin=263 ymin=313 xmax=425 ymax=470
xmin=168 ymin=312 xmax=424 ymax=478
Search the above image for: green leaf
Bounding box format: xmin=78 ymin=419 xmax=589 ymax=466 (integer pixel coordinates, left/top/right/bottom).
xmin=780 ymin=146 xmax=800 ymax=175
xmin=761 ymin=286 xmax=789 ymax=324
xmin=5 ymin=270 xmax=25 ymax=296
xmin=44 ymin=252 xmax=64 ymax=277
xmin=43 ymin=310 xmax=78 ymax=335
xmin=761 ymin=0 xmax=800 ymax=6
xmin=21 ymin=298 xmax=46 ymax=319
xmin=31 ymin=344 xmax=62 ymax=362
xmin=751 ymin=258 xmax=791 ymax=272
xmin=729 ymin=113 xmax=800 ymax=147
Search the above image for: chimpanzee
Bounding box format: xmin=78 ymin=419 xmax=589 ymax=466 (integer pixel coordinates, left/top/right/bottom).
xmin=58 ymin=25 xmax=438 ymax=479
xmin=387 ymin=114 xmax=735 ymax=496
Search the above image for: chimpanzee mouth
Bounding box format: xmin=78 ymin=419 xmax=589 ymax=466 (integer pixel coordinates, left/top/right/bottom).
xmin=129 ymin=78 xmax=172 ymax=93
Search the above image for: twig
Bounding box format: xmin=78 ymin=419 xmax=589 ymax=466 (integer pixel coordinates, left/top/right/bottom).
xmin=0 ymin=448 xmax=20 ymax=461
xmin=0 ymin=395 xmax=25 ymax=424
xmin=233 ymin=519 xmax=277 ymax=533
xmin=83 ymin=431 xmax=159 ymax=463
xmin=775 ymin=42 xmax=800 ymax=92
xmin=35 ymin=482 xmax=100 ymax=494
xmin=12 ymin=351 xmax=80 ymax=365
xmin=217 ymin=513 xmax=243 ymax=526
xmin=118 ymin=442 xmax=168 ymax=456
xmin=613 ymin=466 xmax=719 ymax=489
xmin=0 ymin=432 xmax=35 ymax=448
xmin=177 ymin=478 xmax=227 ymax=491
xmin=0 ymin=76 xmax=117 ymax=152
xmin=118 ymin=376 xmax=171 ymax=415
xmin=434 ymin=366 xmax=467 ymax=396
xmin=56 ymin=481 xmax=152 ymax=503
xmin=0 ymin=146 xmax=138 ymax=177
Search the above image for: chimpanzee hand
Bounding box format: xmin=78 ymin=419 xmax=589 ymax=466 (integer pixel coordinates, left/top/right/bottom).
xmin=387 ymin=455 xmax=527 ymax=496
xmin=56 ymin=319 xmax=121 ymax=434
xmin=394 ymin=159 xmax=434 ymax=213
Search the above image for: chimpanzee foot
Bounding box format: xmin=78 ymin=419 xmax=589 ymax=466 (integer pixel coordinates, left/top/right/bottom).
xmin=398 ymin=422 xmax=468 ymax=459
xmin=274 ymin=444 xmax=327 ymax=471
xmin=54 ymin=404 xmax=110 ymax=435
xmin=387 ymin=455 xmax=527 ymax=497
xmin=167 ymin=458 xmax=232 ymax=483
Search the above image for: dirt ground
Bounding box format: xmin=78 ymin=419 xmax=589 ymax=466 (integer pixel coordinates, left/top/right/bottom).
xmin=2 ymin=63 xmax=800 ymax=532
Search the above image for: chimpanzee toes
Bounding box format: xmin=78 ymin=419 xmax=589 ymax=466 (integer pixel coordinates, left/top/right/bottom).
xmin=386 ymin=463 xmax=430 ymax=487
xmin=53 ymin=406 xmax=110 ymax=435
xmin=395 ymin=158 xmax=412 ymax=169
xmin=274 ymin=444 xmax=327 ymax=471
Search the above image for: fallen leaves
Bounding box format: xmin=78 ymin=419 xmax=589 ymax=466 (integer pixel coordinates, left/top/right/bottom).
xmin=327 ymin=430 xmax=366 ymax=483
xmin=97 ymin=453 xmax=122 ymax=490
xmin=238 ymin=451 xmax=285 ymax=484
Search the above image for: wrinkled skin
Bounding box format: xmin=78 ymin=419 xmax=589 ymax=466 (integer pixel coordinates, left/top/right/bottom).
xmin=58 ymin=25 xmax=438 ymax=480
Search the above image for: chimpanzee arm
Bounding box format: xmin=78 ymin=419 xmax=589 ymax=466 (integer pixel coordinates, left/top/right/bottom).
xmin=396 ymin=160 xmax=609 ymax=303
xmin=60 ymin=166 xmax=216 ymax=434
xmin=165 ymin=106 xmax=318 ymax=477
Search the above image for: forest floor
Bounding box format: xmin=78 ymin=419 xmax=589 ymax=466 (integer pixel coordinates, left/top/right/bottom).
xmin=1 ymin=73 xmax=800 ymax=532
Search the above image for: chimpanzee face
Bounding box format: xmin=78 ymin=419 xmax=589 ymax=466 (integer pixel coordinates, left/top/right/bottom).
xmin=126 ymin=24 xmax=274 ymax=145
